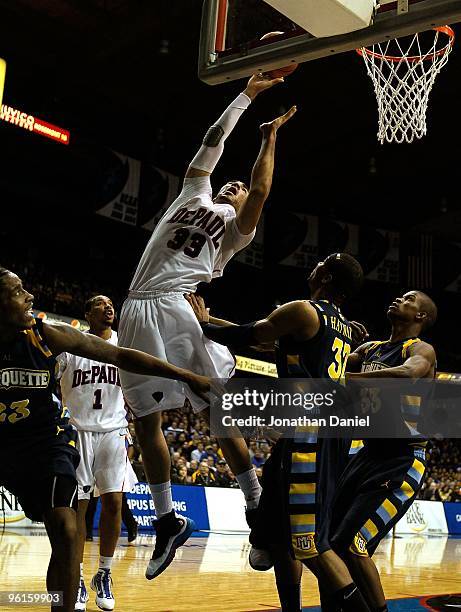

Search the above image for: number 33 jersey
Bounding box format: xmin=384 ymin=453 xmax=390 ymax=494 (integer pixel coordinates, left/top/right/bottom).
xmin=57 ymin=331 xmax=128 ymax=432
xmin=129 ymin=176 xmax=255 ymax=293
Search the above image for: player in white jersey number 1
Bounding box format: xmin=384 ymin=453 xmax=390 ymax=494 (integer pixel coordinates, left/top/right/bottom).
xmin=118 ymin=72 xmax=297 ymax=579
xmin=58 ymin=296 xmax=138 ymax=612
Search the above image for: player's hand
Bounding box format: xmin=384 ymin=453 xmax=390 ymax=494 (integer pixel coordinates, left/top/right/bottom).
xmin=185 ymin=373 xmax=224 ymax=404
xmin=244 ymin=73 xmax=284 ymax=100
xmin=350 ymin=321 xmax=369 ymax=346
xmin=185 ymin=293 xmax=209 ymax=323
xmin=260 ymin=105 xmax=297 ymax=136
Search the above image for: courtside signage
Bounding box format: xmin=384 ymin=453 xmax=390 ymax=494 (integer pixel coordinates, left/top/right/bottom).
xmin=0 ymin=104 xmax=70 ymax=145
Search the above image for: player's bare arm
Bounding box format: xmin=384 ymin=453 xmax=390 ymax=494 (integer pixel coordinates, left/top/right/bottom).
xmin=185 ymin=294 xmax=237 ymax=327
xmin=236 ymin=106 xmax=296 ymax=235
xmin=345 ymin=341 xmax=375 ymax=372
xmin=187 ymin=293 xmax=319 ymax=349
xmin=42 ymin=321 xmax=214 ymax=401
xmin=347 ymin=341 xmax=436 ymax=379
xmin=185 ymin=73 xmax=284 ymax=179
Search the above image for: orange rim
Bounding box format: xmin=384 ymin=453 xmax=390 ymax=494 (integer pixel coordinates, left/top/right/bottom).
xmin=356 ymin=25 xmax=455 ymax=62
xmin=215 ymin=0 xmax=228 ymax=53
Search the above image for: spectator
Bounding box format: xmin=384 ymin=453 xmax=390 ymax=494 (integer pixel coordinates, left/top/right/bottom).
xmin=252 ymin=449 xmax=265 ymax=468
xmin=191 ymin=442 xmax=205 ymax=462
xmin=214 ymin=460 xmax=231 ymax=487
xmin=172 ymin=466 xmax=190 ymax=485
xmin=226 ymin=470 xmax=239 ymax=489
xmin=192 ymin=461 xmax=216 ymax=487
xmin=207 ymin=456 xmax=217 ymax=474
xmin=188 ymin=459 xmax=199 ymax=476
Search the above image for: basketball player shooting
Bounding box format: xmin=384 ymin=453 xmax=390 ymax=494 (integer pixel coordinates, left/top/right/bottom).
xmin=117 ymin=73 xmax=296 ymax=580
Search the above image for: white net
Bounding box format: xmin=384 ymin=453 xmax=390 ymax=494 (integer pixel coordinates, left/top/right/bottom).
xmin=359 ymin=27 xmax=454 ymax=144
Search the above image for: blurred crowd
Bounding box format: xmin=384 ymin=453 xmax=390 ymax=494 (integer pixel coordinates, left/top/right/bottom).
xmin=417 ymin=439 xmax=461 ymax=502
xmin=128 ymin=406 xmax=461 ymax=500
xmin=128 ymin=404 xmax=270 ymax=488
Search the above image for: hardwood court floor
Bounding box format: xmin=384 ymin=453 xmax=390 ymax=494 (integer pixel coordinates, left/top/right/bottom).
xmin=0 ymin=529 xmax=460 ymax=611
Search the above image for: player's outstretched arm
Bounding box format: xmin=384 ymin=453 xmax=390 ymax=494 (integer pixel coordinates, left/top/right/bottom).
xmin=185 ymin=73 xmax=284 ymax=180
xmin=185 ymin=293 xmax=237 ymax=327
xmin=236 ymin=105 xmax=297 ymax=235
xmin=42 ymin=321 xmax=216 ymax=402
xmin=347 ymin=341 xmax=436 ymax=380
xmin=187 ymin=294 xmax=318 ymax=350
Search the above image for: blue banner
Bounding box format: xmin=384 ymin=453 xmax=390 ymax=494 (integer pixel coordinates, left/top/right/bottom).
xmin=92 ymin=483 xmax=210 ymax=533
xmin=443 ymin=502 xmax=461 ymax=535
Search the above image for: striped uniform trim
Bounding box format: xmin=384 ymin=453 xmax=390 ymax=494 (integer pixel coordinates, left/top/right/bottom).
xmin=402 ymin=338 xmax=420 ymax=358
xmin=349 ymin=439 xmax=364 ymax=455
xmin=360 ymin=518 xmax=379 ymax=542
xmin=291 ymin=451 xmax=316 ymax=473
xmin=289 ymin=482 xmax=316 ymax=505
xmin=406 ymin=458 xmax=425 ymax=485
xmin=376 ymin=498 xmax=398 ymax=524
xmin=290 ymin=513 xmax=316 ymax=533
xmin=293 ymin=430 xmax=318 ymax=443
xmin=351 ymin=451 xmax=427 ymax=554
xmin=26 ymin=327 xmax=52 ymax=358
xmin=364 ymin=341 xmax=385 ymax=356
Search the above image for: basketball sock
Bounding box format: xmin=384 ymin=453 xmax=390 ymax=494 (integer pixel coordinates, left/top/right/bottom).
xmin=333 ymin=582 xmax=371 ymax=612
xmin=236 ymin=468 xmax=262 ymax=509
xmin=319 ymin=583 xmax=341 ymax=611
xmin=149 ymin=481 xmax=173 ymax=518
xmin=99 ymin=556 xmax=113 ymax=571
xmin=276 ymin=582 xmax=302 ymax=612
xmin=79 ymin=562 xmax=83 ymax=578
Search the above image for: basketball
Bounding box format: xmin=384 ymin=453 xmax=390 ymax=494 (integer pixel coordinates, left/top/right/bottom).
xmin=260 ymin=31 xmax=298 ymax=79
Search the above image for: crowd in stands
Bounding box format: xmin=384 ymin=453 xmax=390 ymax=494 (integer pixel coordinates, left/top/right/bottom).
xmin=418 ymin=439 xmax=461 ymax=502
xmin=128 ymin=404 xmax=269 ymax=489
xmin=128 ymin=405 xmax=461 ymax=500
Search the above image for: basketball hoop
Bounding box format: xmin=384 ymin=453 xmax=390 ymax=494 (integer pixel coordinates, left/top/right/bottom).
xmin=357 ymin=26 xmax=455 ymax=144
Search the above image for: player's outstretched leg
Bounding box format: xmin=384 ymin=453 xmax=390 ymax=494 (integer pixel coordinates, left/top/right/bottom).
xmin=135 ymin=412 xmax=196 ymax=580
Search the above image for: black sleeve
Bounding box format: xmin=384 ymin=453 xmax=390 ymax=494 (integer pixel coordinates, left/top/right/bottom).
xmin=200 ymin=322 xmax=257 ymax=351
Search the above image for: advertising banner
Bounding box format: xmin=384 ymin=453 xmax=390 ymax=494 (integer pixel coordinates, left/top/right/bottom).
xmin=394 ymin=500 xmax=448 ymax=535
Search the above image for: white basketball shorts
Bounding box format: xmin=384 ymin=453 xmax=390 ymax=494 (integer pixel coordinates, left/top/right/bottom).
xmin=118 ymin=291 xmax=235 ymax=418
xmin=76 ymin=428 xmax=138 ymax=500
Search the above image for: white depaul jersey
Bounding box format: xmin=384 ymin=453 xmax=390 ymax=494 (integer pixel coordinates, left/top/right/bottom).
xmin=57 ymin=331 xmax=127 ymax=432
xmin=129 ymin=176 xmax=255 ymax=292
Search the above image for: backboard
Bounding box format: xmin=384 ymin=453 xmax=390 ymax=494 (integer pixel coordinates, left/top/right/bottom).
xmin=199 ymin=0 xmax=461 ymax=84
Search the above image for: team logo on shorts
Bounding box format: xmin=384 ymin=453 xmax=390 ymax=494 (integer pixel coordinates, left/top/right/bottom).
xmin=351 ymin=533 xmax=368 ymax=556
xmin=295 ymin=534 xmax=315 ymax=552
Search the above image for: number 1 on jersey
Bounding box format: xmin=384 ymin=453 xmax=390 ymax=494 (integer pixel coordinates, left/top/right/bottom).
xmin=93 ymin=389 xmax=103 ymax=410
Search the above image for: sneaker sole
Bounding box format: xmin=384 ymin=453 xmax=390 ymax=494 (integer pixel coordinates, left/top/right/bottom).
xmin=249 ymin=550 xmax=274 ymax=572
xmin=145 ymin=518 xmax=196 ymax=580
xmin=90 ymin=578 xmax=115 ymax=612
